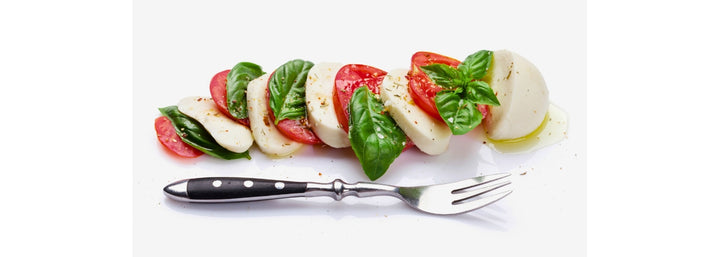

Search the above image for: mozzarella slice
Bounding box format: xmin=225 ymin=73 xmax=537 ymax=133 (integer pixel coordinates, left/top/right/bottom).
xmin=177 ymin=96 xmax=254 ymax=153
xmin=246 ymin=74 xmax=303 ymax=157
xmin=380 ymin=68 xmax=452 ymax=155
xmin=484 ymin=50 xmax=549 ymax=140
xmin=305 ymin=62 xmax=350 ymax=148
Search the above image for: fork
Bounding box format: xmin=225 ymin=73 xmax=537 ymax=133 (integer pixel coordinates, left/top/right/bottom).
xmin=163 ymin=173 xmax=512 ymax=215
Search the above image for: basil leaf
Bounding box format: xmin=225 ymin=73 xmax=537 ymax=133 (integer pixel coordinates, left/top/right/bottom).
xmin=466 ymin=80 xmax=500 ymax=106
xmin=419 ymin=63 xmax=462 ymax=88
xmin=268 ymin=59 xmax=314 ymax=124
xmin=158 ymin=106 xmax=251 ymax=160
xmin=458 ymin=50 xmax=493 ymax=81
xmin=227 ymin=62 xmax=265 ymax=120
xmin=435 ymin=90 xmax=484 ymax=135
xmin=348 ymin=86 xmax=406 ymax=181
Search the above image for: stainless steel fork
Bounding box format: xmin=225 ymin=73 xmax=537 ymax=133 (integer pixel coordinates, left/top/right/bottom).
xmin=164 ymin=173 xmax=512 ymax=215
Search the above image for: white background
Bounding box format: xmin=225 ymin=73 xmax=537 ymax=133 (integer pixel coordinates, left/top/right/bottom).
xmin=132 ymin=0 xmax=585 ymax=256
xmin=1 ymin=0 xmax=719 ymax=257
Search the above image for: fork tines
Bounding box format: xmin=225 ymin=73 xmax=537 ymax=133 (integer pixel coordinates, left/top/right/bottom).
xmin=451 ymin=173 xmax=512 ymax=208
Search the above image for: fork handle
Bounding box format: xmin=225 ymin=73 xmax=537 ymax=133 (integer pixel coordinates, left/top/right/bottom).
xmin=164 ymin=177 xmax=308 ymax=203
xmin=164 ymin=177 xmax=399 ymax=203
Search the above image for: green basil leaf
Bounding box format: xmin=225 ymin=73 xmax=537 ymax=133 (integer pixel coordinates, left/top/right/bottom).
xmin=419 ymin=63 xmax=462 ymax=88
xmin=268 ymin=59 xmax=314 ymax=124
xmin=458 ymin=50 xmax=493 ymax=81
xmin=465 ymin=80 xmax=500 ymax=106
xmin=227 ymin=62 xmax=265 ymax=120
xmin=435 ymin=90 xmax=484 ymax=135
xmin=158 ymin=106 xmax=251 ymax=160
xmin=348 ymin=86 xmax=406 ymax=181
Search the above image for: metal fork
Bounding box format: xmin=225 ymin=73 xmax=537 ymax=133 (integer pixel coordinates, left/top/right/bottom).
xmin=164 ymin=173 xmax=512 ymax=215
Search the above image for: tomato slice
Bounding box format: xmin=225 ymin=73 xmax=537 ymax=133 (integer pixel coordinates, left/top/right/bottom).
xmin=154 ymin=116 xmax=203 ymax=158
xmin=333 ymin=64 xmax=415 ymax=151
xmin=407 ymin=52 xmax=462 ymax=121
xmin=407 ymin=51 xmax=491 ymax=122
xmin=478 ymin=104 xmax=489 ymax=120
xmin=209 ymin=69 xmax=250 ymax=126
xmin=333 ymin=64 xmax=387 ymax=133
xmin=265 ymin=79 xmax=321 ymax=145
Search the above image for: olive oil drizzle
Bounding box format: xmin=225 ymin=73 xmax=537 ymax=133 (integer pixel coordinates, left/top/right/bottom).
xmin=482 ymin=104 xmax=568 ymax=153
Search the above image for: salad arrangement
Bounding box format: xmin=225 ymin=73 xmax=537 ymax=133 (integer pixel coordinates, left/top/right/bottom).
xmin=155 ymin=50 xmax=555 ymax=180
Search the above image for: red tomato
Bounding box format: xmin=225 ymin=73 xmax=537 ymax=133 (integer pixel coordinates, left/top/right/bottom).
xmin=407 ymin=51 xmax=491 ymax=122
xmin=332 ymin=64 xmax=415 ymax=151
xmin=265 ymin=77 xmax=321 ymax=145
xmin=407 ymin=52 xmax=462 ymax=121
xmin=154 ymin=116 xmax=203 ymax=158
xmin=479 ymin=104 xmax=489 ymax=120
xmin=333 ymin=64 xmax=387 ymax=133
xmin=209 ymin=69 xmax=250 ymax=126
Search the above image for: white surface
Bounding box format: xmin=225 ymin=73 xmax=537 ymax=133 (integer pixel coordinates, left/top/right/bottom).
xmin=134 ymin=0 xmax=586 ymax=256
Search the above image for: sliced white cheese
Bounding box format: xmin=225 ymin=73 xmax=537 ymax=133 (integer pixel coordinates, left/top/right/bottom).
xmin=484 ymin=50 xmax=549 ymax=140
xmin=380 ymin=68 xmax=452 ymax=155
xmin=305 ymin=62 xmax=350 ymax=148
xmin=177 ymin=96 xmax=254 ymax=153
xmin=246 ymin=74 xmax=303 ymax=157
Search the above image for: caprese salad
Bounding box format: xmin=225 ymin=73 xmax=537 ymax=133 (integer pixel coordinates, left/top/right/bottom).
xmin=155 ymin=50 xmax=554 ymax=180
